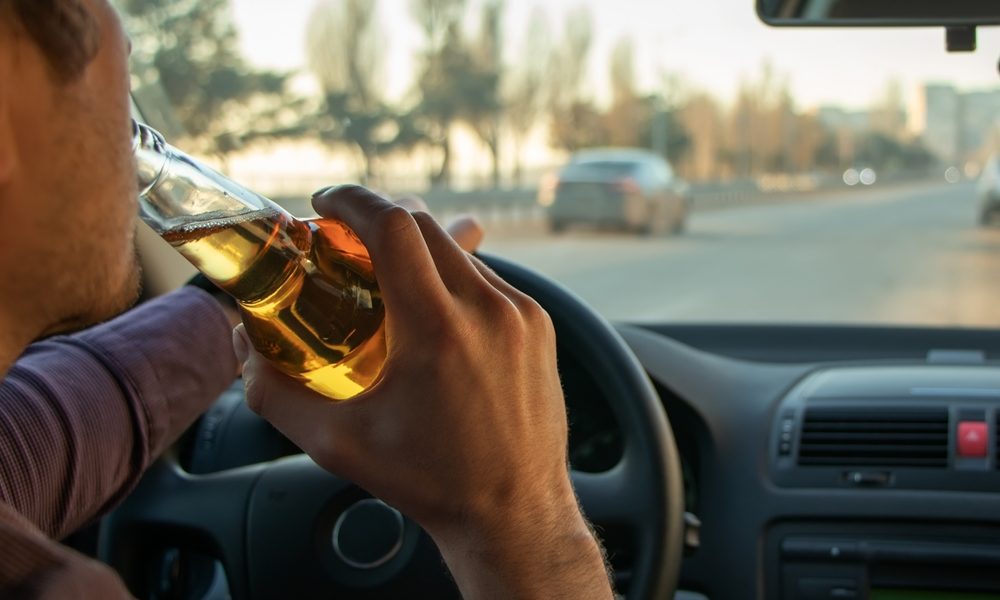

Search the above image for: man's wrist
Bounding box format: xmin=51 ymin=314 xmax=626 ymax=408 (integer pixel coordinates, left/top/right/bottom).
xmin=429 ymin=488 xmax=614 ymax=599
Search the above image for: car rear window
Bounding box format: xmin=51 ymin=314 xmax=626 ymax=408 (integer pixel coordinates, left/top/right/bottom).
xmin=562 ymin=161 xmax=639 ymax=178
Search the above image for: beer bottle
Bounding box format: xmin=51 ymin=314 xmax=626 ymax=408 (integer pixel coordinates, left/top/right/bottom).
xmin=133 ymin=122 xmax=385 ymax=400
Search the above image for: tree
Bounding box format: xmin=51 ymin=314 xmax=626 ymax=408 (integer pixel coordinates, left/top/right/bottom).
xmin=604 ymin=38 xmax=644 ymax=148
xmin=870 ymin=79 xmax=908 ymax=141
xmin=122 ymin=0 xmax=292 ymax=167
xmin=609 ymin=38 xmax=636 ymax=107
xmin=814 ymin=129 xmax=844 ymax=171
xmin=411 ymin=0 xmax=466 ymax=49
xmin=409 ymin=0 xmax=504 ymax=188
xmin=729 ymin=81 xmax=755 ymax=176
xmin=638 ymin=105 xmax=691 ymax=166
xmin=465 ymin=0 xmax=505 ymax=188
xmin=550 ymin=5 xmax=592 ymax=108
xmin=726 ymin=61 xmax=797 ymax=176
xmin=306 ymin=0 xmax=402 ymax=184
xmin=411 ymin=0 xmax=469 ymax=187
xmin=417 ymin=23 xmax=467 ymax=187
xmin=548 ymin=6 xmax=603 ymax=151
xmin=787 ymin=112 xmax=828 ymax=173
xmin=602 ymin=39 xmax=691 ymax=164
xmin=856 ymin=132 xmax=935 ymax=172
xmin=676 ymin=93 xmax=727 ymax=180
xmin=505 ymin=7 xmax=549 ymax=186
xmin=550 ymin=102 xmax=609 ymax=151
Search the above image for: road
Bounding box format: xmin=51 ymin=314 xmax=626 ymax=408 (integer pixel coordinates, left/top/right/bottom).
xmin=481 ymin=182 xmax=1000 ymax=327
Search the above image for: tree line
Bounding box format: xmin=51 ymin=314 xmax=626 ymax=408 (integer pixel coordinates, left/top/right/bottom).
xmin=122 ymin=0 xmax=938 ymax=189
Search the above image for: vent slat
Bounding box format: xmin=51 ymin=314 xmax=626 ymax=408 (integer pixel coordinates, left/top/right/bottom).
xmin=805 ymin=418 xmax=945 ymax=424
xmin=802 ymin=432 xmax=947 ymax=443
xmin=797 ymin=407 xmax=948 ymax=469
xmin=804 ymin=423 xmax=946 ymax=432
xmin=806 ymin=419 xmax=948 ymax=430
xmin=806 ymin=408 xmax=945 ymax=417
xmin=799 ymin=456 xmax=947 ymax=467
xmin=800 ymin=444 xmax=945 ymax=455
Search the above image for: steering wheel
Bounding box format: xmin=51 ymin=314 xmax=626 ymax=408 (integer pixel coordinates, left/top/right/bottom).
xmin=99 ymin=253 xmax=684 ymax=599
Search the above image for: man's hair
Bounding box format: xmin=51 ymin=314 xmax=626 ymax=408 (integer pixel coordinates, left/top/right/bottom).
xmin=4 ymin=0 xmax=99 ymax=80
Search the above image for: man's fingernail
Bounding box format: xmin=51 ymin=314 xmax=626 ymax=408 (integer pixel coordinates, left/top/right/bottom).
xmin=232 ymin=325 xmax=249 ymax=363
xmin=311 ymin=185 xmax=335 ymax=199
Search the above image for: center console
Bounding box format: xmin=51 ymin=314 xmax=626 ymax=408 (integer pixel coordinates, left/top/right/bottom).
xmin=766 ymin=365 xmax=1000 ymax=599
xmin=767 ymin=522 xmax=1000 ymax=599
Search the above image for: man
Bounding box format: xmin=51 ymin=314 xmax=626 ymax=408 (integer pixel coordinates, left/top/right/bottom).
xmin=0 ymin=0 xmax=613 ymax=598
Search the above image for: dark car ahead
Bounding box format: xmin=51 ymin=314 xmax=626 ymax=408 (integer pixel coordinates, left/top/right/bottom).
xmin=544 ymin=149 xmax=689 ymax=235
xmin=977 ymin=155 xmax=1000 ymax=225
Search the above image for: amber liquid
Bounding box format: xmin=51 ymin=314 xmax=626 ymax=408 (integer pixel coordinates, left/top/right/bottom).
xmin=163 ymin=208 xmax=386 ymax=400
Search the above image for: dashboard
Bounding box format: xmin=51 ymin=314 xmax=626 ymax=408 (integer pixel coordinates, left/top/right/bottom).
xmin=173 ymin=322 xmax=1000 ymax=599
xmin=618 ymin=323 xmax=1000 ymax=600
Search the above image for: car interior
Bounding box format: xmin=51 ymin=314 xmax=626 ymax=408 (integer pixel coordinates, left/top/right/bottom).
xmin=66 ymin=1 xmax=1000 ymax=599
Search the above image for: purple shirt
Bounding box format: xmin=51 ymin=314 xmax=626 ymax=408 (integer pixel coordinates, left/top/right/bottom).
xmin=0 ymin=287 xmax=237 ymax=598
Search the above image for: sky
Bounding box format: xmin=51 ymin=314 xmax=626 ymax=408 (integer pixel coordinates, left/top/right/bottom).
xmin=230 ymin=0 xmax=1000 ymax=111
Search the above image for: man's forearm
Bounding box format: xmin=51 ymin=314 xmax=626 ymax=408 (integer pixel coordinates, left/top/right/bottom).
xmin=432 ymin=497 xmax=614 ymax=600
xmin=0 ymin=287 xmax=236 ymax=538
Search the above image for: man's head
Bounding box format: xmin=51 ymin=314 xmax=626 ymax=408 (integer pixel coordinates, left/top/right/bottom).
xmin=0 ymin=0 xmax=138 ymax=345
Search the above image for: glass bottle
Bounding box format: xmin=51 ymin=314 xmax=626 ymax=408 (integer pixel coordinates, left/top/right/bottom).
xmin=133 ymin=121 xmax=385 ymax=400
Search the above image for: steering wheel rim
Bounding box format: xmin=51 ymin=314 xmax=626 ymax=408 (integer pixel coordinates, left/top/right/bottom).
xmin=99 ymin=252 xmax=684 ymax=599
xmin=483 ymin=253 xmax=684 ymax=598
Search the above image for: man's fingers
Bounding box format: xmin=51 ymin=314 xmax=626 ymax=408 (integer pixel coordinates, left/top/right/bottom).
xmin=445 ymin=216 xmax=484 ymax=253
xmin=465 ymin=253 xmax=543 ymax=315
xmin=394 ymin=195 xmax=484 ymax=253
xmin=467 ymin=254 xmax=520 ymax=298
xmin=392 ymin=194 xmax=488 ymax=296
xmin=409 ymin=212 xmax=489 ymax=298
xmin=394 ymin=195 xmax=429 ymax=213
xmin=312 ymin=186 xmax=450 ymax=317
xmin=235 ymin=325 xmax=364 ymax=473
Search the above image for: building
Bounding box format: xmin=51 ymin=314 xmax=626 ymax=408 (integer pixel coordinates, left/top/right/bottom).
xmin=920 ymin=84 xmax=1000 ymax=165
xmin=959 ymin=90 xmax=1000 ymax=160
xmin=922 ymin=84 xmax=961 ymax=164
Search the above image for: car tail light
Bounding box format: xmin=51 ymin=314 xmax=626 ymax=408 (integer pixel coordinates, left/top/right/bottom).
xmin=537 ymin=173 xmax=558 ymax=207
xmin=612 ymin=178 xmax=640 ymax=194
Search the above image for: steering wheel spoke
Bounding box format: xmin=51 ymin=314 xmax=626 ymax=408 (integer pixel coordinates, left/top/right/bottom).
xmin=99 ymin=458 xmax=266 ymax=599
xmin=573 ymin=465 xmax=648 ymax=525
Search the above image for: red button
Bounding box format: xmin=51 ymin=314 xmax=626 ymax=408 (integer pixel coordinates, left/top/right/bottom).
xmin=957 ymin=422 xmax=988 ymax=458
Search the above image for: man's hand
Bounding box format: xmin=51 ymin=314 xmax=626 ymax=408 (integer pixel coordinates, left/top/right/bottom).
xmin=392 ymin=193 xmax=484 ymax=253
xmin=233 ymin=186 xmax=612 ymax=599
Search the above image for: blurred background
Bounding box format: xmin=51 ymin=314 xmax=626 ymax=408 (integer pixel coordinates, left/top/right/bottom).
xmin=120 ymin=0 xmax=1000 ymax=325
xmin=121 ymin=0 xmax=999 ymax=203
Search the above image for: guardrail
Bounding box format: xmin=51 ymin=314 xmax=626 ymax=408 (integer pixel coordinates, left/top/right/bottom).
xmin=272 ymin=173 xmax=940 ymax=230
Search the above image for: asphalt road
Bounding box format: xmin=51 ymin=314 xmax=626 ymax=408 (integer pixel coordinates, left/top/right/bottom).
xmin=481 ymin=182 xmax=1000 ymax=327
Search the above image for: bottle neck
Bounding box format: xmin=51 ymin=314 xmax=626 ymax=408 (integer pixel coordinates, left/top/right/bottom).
xmin=131 ymin=120 xmax=293 ymax=236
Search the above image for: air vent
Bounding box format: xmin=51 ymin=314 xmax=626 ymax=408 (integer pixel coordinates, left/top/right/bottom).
xmin=798 ymin=407 xmax=948 ymax=468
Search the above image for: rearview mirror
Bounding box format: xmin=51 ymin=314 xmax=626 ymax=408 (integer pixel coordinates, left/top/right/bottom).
xmin=757 ymin=0 xmax=1000 ymax=27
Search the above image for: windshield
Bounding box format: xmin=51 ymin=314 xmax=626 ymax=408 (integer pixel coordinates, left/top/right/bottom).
xmin=121 ymin=0 xmax=1000 ymax=327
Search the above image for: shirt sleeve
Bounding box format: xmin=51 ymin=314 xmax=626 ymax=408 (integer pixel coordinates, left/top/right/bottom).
xmin=0 ymin=502 xmax=133 ymax=599
xmin=0 ymin=287 xmax=238 ymax=540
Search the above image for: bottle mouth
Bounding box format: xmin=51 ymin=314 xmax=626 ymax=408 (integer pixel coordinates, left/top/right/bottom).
xmin=130 ymin=119 xmax=140 ymax=152
xmin=132 ymin=120 xmax=170 ymax=196
xmin=131 ymin=119 xmax=168 ymax=154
